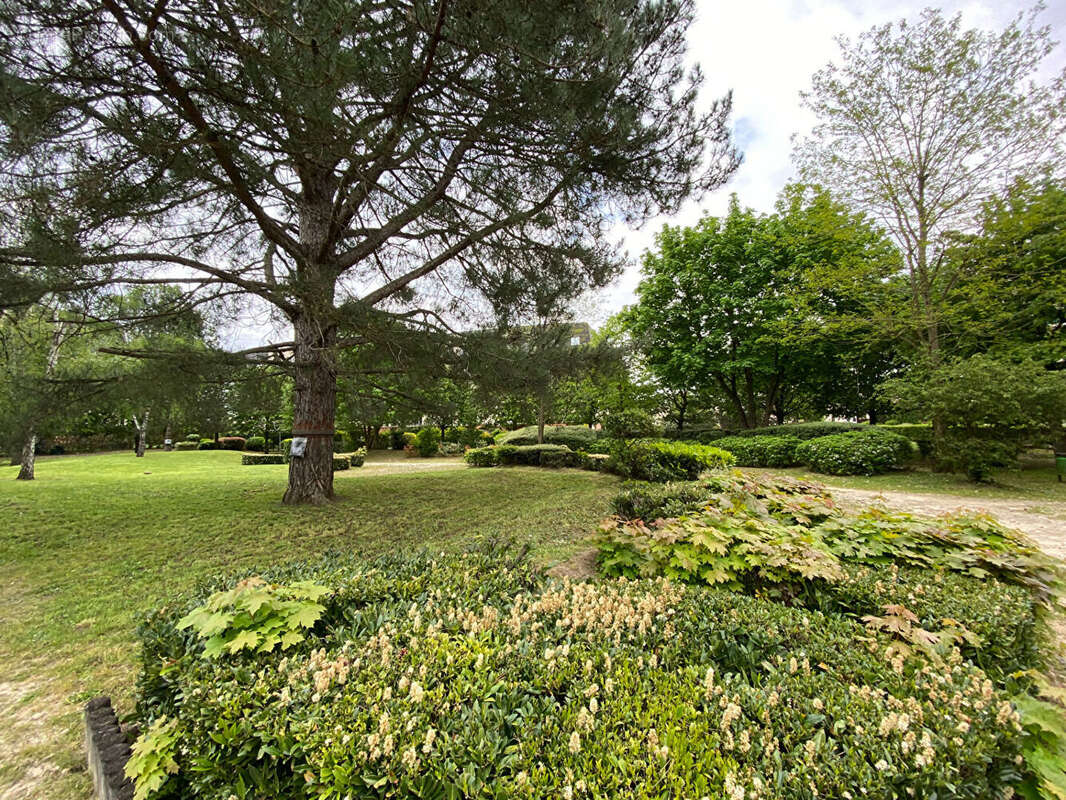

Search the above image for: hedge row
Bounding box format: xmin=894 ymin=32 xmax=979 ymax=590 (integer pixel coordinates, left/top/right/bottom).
xmin=241 ymin=453 xmax=284 ymax=465
xmin=495 ymin=424 xmax=608 ymax=453
xmin=464 ymin=444 xmax=608 ymax=471
xmin=129 ymin=547 xmax=1037 ymax=800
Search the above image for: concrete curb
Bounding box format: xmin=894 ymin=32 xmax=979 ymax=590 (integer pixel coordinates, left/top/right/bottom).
xmin=84 ymin=696 xmax=134 ymax=800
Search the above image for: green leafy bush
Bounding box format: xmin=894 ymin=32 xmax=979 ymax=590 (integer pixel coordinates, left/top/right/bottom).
xmin=175 ymin=576 xmax=329 ymax=658
xmin=348 ymin=447 xmax=367 ymax=467
xmin=241 ymin=453 xmax=285 ymax=465
xmin=245 ymin=436 xmax=266 ymax=452
xmin=131 ymin=549 xmax=1032 ymax=800
xmin=413 ymin=427 xmax=439 ymax=457
xmin=464 ymin=446 xmax=500 ymax=467
xmin=401 ymin=431 xmax=417 ymax=448
xmin=879 ymin=423 xmax=934 ymax=457
xmin=935 ymin=434 xmax=1017 ymax=483
xmin=174 ymin=441 xmax=198 ymax=451
xmin=197 ymin=438 xmax=217 ymax=451
xmin=281 ymin=438 xmax=293 ymax=460
xmin=737 ymin=421 xmax=870 ymax=440
xmin=497 ymin=443 xmax=572 ymax=466
xmin=605 ymin=439 xmax=733 ymax=482
xmin=714 ymin=435 xmax=802 ymax=467
xmin=539 ymin=448 xmax=582 ymax=468
xmin=125 ymin=716 xmax=181 ymax=800
xmin=660 ymin=424 xmax=736 ymax=442
xmin=496 ymin=424 xmax=603 ymax=451
xmin=597 ymin=473 xmax=1062 ymax=678
xmin=439 ymin=441 xmax=464 ymax=456
xmin=332 ymin=455 xmax=351 ymax=471
xmin=184 ymin=433 xmax=200 ymax=442
xmin=217 ymin=436 xmax=246 ymax=451
xmin=795 ymin=428 xmax=914 ymax=475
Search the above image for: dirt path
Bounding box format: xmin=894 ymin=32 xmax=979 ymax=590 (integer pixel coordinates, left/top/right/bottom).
xmin=828 ymin=487 xmax=1066 ymax=560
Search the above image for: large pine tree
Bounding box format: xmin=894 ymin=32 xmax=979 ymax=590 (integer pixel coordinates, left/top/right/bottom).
xmin=0 ymin=0 xmax=738 ymax=502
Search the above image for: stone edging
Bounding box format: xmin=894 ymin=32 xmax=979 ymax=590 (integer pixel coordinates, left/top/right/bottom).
xmin=84 ymin=696 xmax=134 ymax=800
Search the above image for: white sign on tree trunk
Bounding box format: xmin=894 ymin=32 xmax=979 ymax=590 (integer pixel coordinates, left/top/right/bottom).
xmin=290 ymin=437 xmax=308 ymax=457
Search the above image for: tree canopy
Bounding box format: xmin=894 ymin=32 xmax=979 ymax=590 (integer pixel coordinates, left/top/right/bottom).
xmin=0 ymin=0 xmax=738 ymax=502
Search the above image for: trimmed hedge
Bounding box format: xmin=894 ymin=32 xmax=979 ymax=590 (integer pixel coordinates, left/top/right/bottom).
xmin=796 ymin=428 xmax=915 ymax=475
xmin=605 ymin=439 xmax=733 ymax=482
xmin=496 ymin=424 xmax=604 ymax=452
xmin=736 ymin=421 xmax=869 ymax=439
xmin=174 ymin=441 xmax=199 ymax=451
xmin=184 ymin=433 xmax=200 ymax=442
xmin=130 ymin=548 xmax=1032 ymax=800
xmin=336 ymin=448 xmax=367 ymax=467
xmin=245 ymin=436 xmax=266 ymax=452
xmin=197 ymin=438 xmax=217 ymax=450
xmin=496 ymin=443 xmax=572 ymax=466
xmin=241 ymin=453 xmax=284 ymax=465
xmin=464 ymin=446 xmax=500 ymax=467
xmin=714 ymin=434 xmax=802 ymax=467
xmin=332 ymin=456 xmax=350 ymax=471
xmin=217 ymin=436 xmax=247 ymax=451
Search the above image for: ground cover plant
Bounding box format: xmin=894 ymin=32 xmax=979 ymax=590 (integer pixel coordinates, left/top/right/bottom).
xmin=598 ymin=472 xmax=1064 ymax=676
xmin=130 ymin=545 xmax=1037 ymax=799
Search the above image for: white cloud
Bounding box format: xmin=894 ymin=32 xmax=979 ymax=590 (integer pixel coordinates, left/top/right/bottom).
xmin=600 ymin=0 xmax=1066 ymax=316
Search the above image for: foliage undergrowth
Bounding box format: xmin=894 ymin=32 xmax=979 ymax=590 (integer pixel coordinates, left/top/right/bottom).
xmin=132 ymin=545 xmax=1043 ymax=799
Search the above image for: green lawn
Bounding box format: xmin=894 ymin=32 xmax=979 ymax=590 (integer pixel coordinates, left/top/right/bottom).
xmin=0 ymin=450 xmax=617 ymax=799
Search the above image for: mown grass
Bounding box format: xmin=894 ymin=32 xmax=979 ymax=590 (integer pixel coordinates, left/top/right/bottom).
xmin=0 ymin=450 xmax=617 ymax=799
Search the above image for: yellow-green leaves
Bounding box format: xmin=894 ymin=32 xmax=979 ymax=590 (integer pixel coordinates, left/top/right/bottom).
xmin=125 ymin=716 xmax=181 ymax=800
xmin=176 ymin=576 xmax=329 ymax=658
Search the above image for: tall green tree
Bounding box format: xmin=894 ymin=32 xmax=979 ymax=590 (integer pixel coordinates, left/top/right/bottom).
xmin=942 ymin=179 xmax=1066 ymax=363
xmin=794 ymin=7 xmax=1066 ymax=364
xmin=0 ymin=0 xmax=738 ymax=503
xmin=626 ymin=189 xmax=895 ymax=428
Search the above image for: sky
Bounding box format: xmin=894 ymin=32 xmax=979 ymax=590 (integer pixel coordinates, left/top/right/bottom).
xmin=595 ymin=0 xmax=1066 ymax=319
xmin=220 ymin=0 xmax=1066 ymax=348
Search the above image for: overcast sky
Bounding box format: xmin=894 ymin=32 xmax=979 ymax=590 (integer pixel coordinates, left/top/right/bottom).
xmin=221 ymin=0 xmax=1066 ymax=349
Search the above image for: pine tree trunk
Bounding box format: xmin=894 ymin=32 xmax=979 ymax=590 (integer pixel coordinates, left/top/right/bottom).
xmin=16 ymin=432 xmax=36 ymax=481
xmin=283 ymin=314 xmax=337 ymax=505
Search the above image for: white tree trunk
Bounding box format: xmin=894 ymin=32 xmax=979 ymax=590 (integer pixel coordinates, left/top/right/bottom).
xmin=16 ymin=433 xmax=36 ymax=481
xmin=133 ymin=408 xmax=150 ymax=457
xmin=16 ymin=320 xmax=65 ymax=481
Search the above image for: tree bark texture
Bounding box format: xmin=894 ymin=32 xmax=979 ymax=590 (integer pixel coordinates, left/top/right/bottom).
xmin=133 ymin=408 xmax=150 ymax=457
xmin=283 ymin=314 xmax=337 ymax=505
xmin=16 ymin=434 xmax=36 ymax=481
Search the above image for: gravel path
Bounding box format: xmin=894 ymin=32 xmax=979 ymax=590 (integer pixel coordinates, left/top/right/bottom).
xmin=828 ymin=487 xmax=1066 ymax=561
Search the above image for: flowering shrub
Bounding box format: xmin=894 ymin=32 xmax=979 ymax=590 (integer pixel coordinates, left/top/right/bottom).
xmin=795 ymin=428 xmax=915 ymax=475
xmin=605 ymin=439 xmax=733 ymax=482
xmin=714 ymin=435 xmax=803 ymax=467
xmin=132 ymin=548 xmax=1033 ymax=799
xmin=597 ymin=472 xmax=1062 ymax=677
